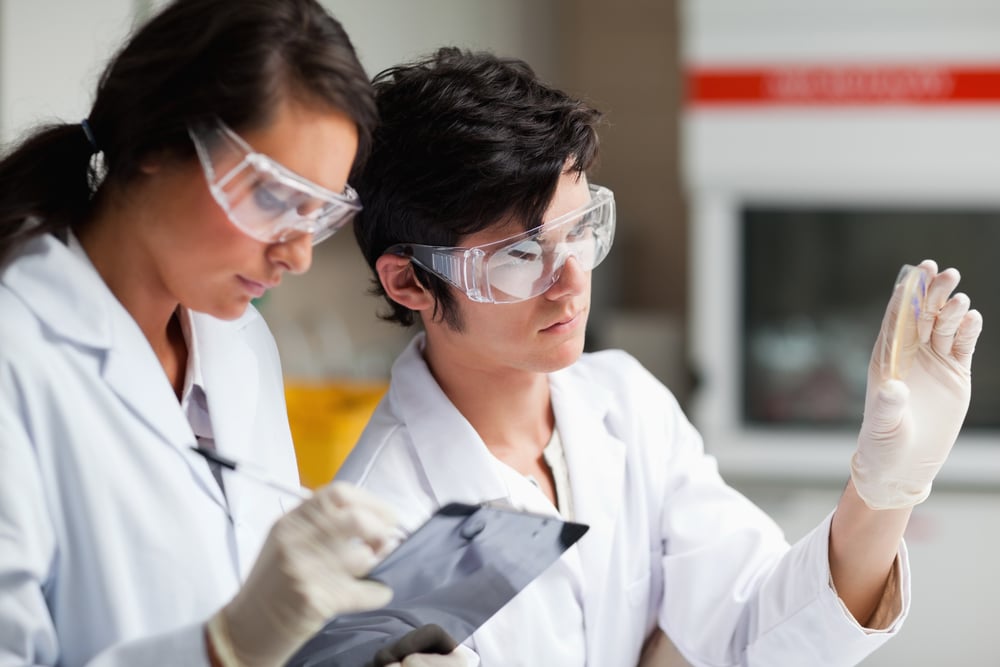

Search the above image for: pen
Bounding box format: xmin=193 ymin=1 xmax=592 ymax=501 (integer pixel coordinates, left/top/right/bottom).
xmin=189 ymin=445 xmax=312 ymax=499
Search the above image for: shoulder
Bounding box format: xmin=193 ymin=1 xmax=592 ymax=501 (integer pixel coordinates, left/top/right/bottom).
xmin=337 ymin=399 xmax=412 ymax=485
xmin=559 ymin=348 xmax=706 ymax=469
xmin=0 ymin=285 xmax=40 ymax=337
xmin=336 ymin=400 xmax=436 ymax=532
xmin=0 ymin=285 xmax=60 ymax=378
xmin=569 ymin=348 xmax=654 ymax=380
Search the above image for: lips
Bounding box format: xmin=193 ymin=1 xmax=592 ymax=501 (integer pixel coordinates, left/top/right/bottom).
xmin=237 ymin=275 xmax=279 ymax=298
xmin=543 ymin=310 xmax=583 ymax=332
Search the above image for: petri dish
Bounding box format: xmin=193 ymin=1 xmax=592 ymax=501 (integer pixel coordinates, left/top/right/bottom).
xmin=886 ymin=264 xmax=929 ymax=380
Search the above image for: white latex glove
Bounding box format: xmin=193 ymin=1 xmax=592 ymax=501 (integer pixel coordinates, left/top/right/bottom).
xmin=374 ymin=624 xmax=474 ymax=667
xmin=386 ymin=653 xmax=473 ymax=667
xmin=207 ymin=482 xmax=397 ymax=667
xmin=852 ymin=259 xmax=983 ymax=510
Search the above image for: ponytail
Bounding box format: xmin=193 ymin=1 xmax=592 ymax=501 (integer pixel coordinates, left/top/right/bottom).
xmin=0 ymin=122 xmax=97 ymax=262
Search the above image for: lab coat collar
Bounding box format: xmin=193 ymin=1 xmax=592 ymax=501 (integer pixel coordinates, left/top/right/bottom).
xmin=1 ymin=233 xmax=113 ymax=350
xmin=2 ymin=233 xmax=259 ymax=511
xmin=387 ymin=334 xmax=511 ymax=507
xmin=389 ymin=335 xmax=628 ymax=585
xmin=388 ymin=334 xmax=628 ymax=650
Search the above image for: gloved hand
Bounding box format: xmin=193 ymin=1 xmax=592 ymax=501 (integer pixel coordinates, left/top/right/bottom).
xmin=207 ymin=482 xmax=397 ymax=667
xmin=384 ymin=655 xmax=470 ymax=667
xmin=852 ymin=259 xmax=983 ymax=510
xmin=371 ymin=624 xmax=465 ymax=667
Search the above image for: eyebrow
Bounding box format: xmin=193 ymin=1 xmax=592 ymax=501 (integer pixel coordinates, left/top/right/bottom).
xmin=507 ymin=248 xmax=542 ymax=261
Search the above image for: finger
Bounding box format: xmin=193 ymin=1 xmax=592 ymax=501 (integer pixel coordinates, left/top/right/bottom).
xmin=324 ymin=502 xmax=397 ymax=556
xmin=918 ymin=266 xmax=960 ymax=343
xmin=402 ymin=656 xmax=467 ymax=667
xmin=372 ymin=625 xmax=457 ymax=667
xmin=326 ymin=481 xmax=398 ymax=525
xmin=930 ymin=292 xmax=971 ymax=358
xmin=864 ymin=380 xmax=910 ymax=440
xmin=914 ymin=258 xmax=939 ymax=274
xmin=332 ymin=578 xmax=393 ymax=617
xmin=328 ymin=535 xmax=384 ymax=577
xmin=952 ymin=309 xmax=983 ymax=370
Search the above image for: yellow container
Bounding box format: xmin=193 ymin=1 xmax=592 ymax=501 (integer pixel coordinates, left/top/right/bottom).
xmin=284 ymin=380 xmax=388 ymax=489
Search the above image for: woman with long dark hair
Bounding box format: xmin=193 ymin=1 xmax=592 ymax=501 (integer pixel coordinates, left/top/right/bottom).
xmin=0 ymin=2 xmax=462 ymax=666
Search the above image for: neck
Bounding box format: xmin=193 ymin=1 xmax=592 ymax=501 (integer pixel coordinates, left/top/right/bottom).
xmin=76 ymin=199 xmax=187 ymax=395
xmin=422 ymin=335 xmax=554 ymax=456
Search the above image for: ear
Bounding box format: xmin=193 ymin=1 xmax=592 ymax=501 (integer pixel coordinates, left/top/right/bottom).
xmin=138 ymin=158 xmax=161 ymax=175
xmin=376 ymin=253 xmax=435 ymax=312
xmin=138 ymin=146 xmax=174 ymax=175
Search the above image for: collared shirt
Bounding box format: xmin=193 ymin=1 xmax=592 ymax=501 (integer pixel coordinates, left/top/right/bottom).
xmin=177 ymin=307 xmax=222 ymax=492
xmin=522 ymin=428 xmax=576 ymax=521
xmin=542 ymin=428 xmax=574 ymax=521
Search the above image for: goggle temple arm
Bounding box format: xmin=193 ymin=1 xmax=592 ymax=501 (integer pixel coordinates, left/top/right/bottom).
xmin=391 ymin=244 xmax=477 ymax=296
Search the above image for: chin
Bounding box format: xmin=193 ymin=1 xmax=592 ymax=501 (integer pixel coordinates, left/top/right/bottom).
xmin=542 ymin=335 xmax=586 ymax=372
xmin=207 ymin=299 xmax=252 ymax=321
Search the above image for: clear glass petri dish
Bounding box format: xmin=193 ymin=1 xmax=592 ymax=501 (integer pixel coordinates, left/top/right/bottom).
xmin=885 ymin=264 xmax=930 ymax=380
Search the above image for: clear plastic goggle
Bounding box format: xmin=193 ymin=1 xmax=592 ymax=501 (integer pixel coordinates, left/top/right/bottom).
xmin=188 ymin=119 xmax=361 ymax=245
xmin=387 ymin=184 xmax=616 ymax=304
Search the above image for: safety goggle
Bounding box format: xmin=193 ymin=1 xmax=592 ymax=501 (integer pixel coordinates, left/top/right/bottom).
xmin=188 ymin=119 xmax=361 ymax=245
xmin=387 ymin=184 xmax=615 ymax=304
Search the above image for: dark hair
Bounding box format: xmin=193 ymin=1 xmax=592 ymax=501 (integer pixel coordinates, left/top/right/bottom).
xmin=353 ymin=47 xmax=603 ymax=328
xmin=0 ymin=0 xmax=375 ymax=263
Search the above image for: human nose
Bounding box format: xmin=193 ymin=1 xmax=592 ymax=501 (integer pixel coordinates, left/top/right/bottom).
xmin=266 ymin=232 xmax=313 ymax=274
xmin=544 ymin=253 xmax=588 ymax=300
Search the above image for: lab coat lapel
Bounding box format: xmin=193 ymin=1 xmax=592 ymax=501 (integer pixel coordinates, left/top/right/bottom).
xmin=2 ymin=234 xmax=227 ymax=509
xmin=193 ymin=309 xmax=259 ymax=515
xmin=550 ymin=369 xmax=626 ymax=641
xmin=100 ymin=311 xmax=201 ymax=450
xmin=97 ymin=299 xmax=231 ymax=512
xmin=389 ymin=335 xmax=511 ymax=507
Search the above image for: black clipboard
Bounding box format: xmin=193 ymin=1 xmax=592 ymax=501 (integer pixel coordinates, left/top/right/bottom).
xmin=286 ymin=502 xmax=589 ymax=666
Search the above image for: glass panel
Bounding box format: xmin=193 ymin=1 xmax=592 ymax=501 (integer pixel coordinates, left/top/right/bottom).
xmin=743 ymin=206 xmax=1000 ymax=430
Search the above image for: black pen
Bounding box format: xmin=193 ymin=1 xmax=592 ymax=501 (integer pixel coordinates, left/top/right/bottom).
xmin=189 ymin=445 xmax=312 ymax=499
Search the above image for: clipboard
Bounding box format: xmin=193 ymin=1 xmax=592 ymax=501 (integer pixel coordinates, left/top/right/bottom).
xmin=287 ymin=502 xmax=589 ymax=667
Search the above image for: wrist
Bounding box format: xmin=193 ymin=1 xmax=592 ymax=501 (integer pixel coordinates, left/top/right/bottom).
xmin=205 ymin=624 xmax=224 ymax=667
xmin=206 ymin=612 xmax=244 ymax=667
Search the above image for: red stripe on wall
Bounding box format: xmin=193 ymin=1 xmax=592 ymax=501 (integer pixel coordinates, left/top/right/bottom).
xmin=688 ymin=66 xmax=1000 ymax=106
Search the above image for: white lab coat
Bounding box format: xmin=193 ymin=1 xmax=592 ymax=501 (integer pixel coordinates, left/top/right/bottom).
xmin=337 ymin=334 xmax=910 ymax=667
xmin=0 ymin=234 xmax=298 ymax=666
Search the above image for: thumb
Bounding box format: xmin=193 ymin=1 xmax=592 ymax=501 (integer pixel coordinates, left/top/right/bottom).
xmin=864 ymin=379 xmax=910 ymax=437
xmin=329 ymin=578 xmax=393 ymax=619
xmin=352 ymin=579 xmax=394 ymax=608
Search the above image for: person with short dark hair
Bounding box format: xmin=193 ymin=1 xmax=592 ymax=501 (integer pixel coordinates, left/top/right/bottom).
xmin=339 ymin=47 xmax=983 ymax=666
xmin=0 ymin=2 xmax=464 ymax=666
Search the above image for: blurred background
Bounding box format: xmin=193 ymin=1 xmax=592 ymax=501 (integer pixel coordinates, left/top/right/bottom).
xmin=3 ymin=0 xmax=999 ymax=664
